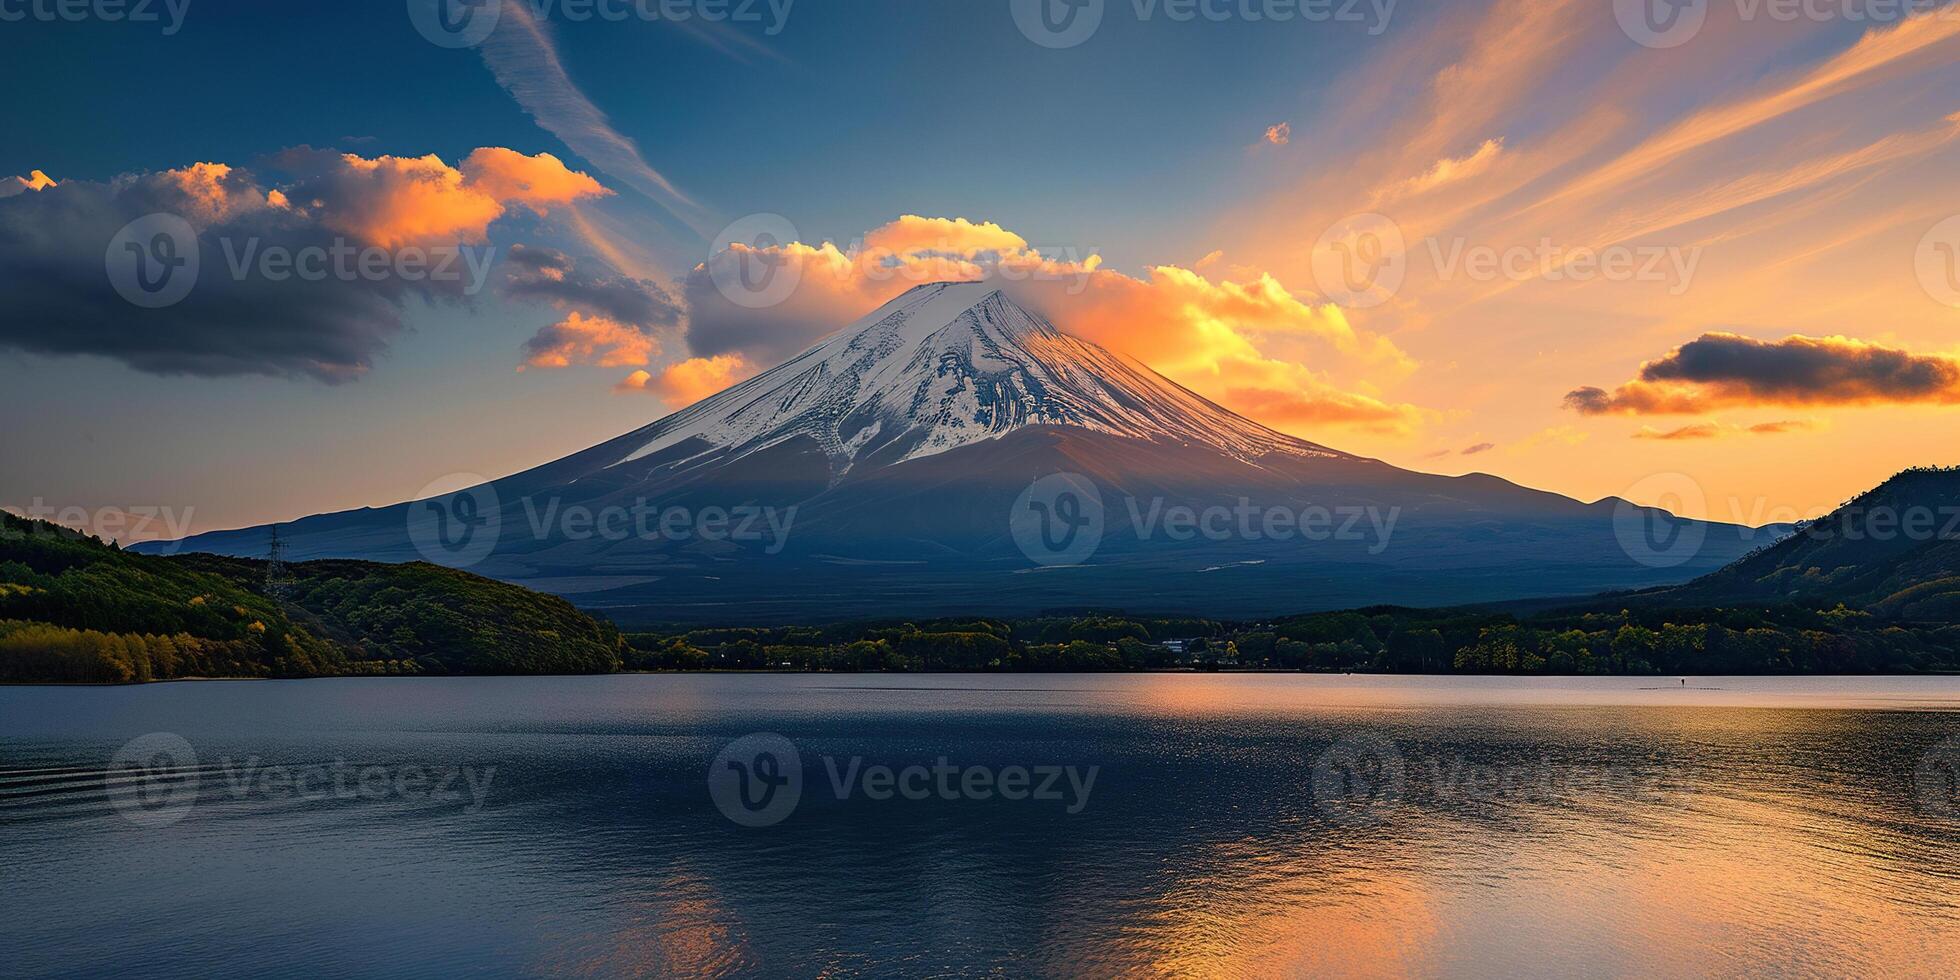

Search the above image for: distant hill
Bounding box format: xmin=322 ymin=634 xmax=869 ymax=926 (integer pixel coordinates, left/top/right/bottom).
xmin=0 ymin=514 xmax=622 ymax=683
xmin=1665 ymin=466 xmax=1960 ymax=619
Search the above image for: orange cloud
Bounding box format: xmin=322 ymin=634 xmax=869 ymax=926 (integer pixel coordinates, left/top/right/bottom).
xmin=152 ymin=162 xmax=284 ymax=225
xmin=522 ymin=311 xmax=657 ymax=369
xmin=460 ymin=147 xmax=610 ymax=210
xmin=1632 ymin=419 xmax=1818 ymax=440
xmin=1264 ymin=123 xmax=1291 ymax=146
xmin=1632 ymin=423 xmax=1721 ymax=440
xmin=0 ymin=170 xmax=55 ymax=198
xmin=1746 ymin=419 xmax=1817 ymax=435
xmin=1380 ymin=138 xmax=1504 ymax=203
xmin=615 ymin=354 xmax=754 ymax=407
xmin=282 ymin=148 xmax=610 ymax=249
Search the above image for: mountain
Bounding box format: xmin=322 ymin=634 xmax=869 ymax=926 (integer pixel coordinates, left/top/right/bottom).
xmin=1658 ymin=467 xmax=1960 ymax=618
xmin=142 ymin=281 xmax=1778 ymax=624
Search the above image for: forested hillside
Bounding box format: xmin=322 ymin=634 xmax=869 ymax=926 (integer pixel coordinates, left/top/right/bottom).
xmin=0 ymin=514 xmax=622 ymax=682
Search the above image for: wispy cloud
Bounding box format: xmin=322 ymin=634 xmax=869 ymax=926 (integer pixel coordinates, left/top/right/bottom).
xmin=479 ymin=2 xmax=711 ymax=235
xmin=1631 ymin=419 xmax=1817 ymax=440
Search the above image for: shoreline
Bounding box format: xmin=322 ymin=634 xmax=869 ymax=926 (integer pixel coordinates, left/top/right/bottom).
xmin=8 ymin=668 xmax=1960 ymax=687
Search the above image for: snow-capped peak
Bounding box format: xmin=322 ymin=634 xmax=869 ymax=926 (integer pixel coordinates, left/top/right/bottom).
xmin=611 ymin=281 xmax=1346 ymax=473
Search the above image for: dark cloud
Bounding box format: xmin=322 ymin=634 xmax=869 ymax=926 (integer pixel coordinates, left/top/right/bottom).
xmin=679 ymin=258 xmax=852 ymax=363
xmin=0 ymin=167 xmax=486 ymax=382
xmin=1566 ymin=333 xmax=1960 ymax=415
xmin=1461 ymin=442 xmax=1496 ymax=455
xmin=501 ymin=244 xmax=680 ymax=329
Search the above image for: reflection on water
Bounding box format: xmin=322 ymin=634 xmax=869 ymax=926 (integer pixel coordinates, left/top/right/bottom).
xmin=3 ymin=675 xmax=1959 ymax=977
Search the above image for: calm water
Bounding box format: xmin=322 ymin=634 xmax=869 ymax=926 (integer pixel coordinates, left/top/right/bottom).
xmin=4 ymin=674 xmax=1960 ymax=978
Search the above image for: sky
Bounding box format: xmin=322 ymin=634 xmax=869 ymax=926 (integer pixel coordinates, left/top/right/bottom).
xmin=2 ymin=0 xmax=1958 ymax=537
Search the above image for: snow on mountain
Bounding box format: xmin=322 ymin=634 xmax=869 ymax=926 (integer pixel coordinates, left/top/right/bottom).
xmin=612 ymin=281 xmax=1347 ymax=475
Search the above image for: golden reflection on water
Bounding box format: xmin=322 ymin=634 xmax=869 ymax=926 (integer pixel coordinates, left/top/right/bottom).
xmin=1139 ymin=859 xmax=1443 ymax=977
xmin=535 ymin=866 xmax=754 ymax=977
xmin=1083 ymin=700 xmax=1960 ymax=978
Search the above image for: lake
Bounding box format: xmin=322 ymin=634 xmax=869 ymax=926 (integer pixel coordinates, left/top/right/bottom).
xmin=4 ymin=674 xmax=1960 ymax=977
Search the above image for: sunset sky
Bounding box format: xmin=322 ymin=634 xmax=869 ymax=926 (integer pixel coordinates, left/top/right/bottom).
xmin=3 ymin=0 xmax=1958 ymax=535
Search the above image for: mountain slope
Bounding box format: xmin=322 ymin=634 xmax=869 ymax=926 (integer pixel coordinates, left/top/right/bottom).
xmin=1665 ymin=467 xmax=1960 ymax=618
xmin=143 ymin=282 xmax=1777 ymax=623
xmin=2 ymin=513 xmax=622 ymax=680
